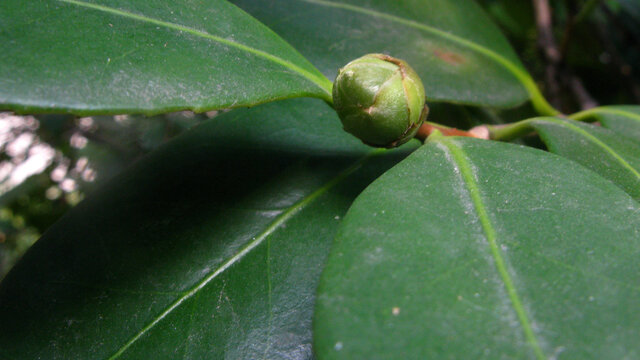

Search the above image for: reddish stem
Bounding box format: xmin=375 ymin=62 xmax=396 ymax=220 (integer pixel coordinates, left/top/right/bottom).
xmin=415 ymin=122 xmax=487 ymax=142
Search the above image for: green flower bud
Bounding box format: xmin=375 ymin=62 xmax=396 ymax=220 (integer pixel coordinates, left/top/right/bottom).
xmin=332 ymin=54 xmax=428 ymax=148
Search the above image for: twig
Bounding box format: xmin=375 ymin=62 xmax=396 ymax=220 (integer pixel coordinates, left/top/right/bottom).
xmin=532 ymin=0 xmax=562 ymax=108
xmin=568 ymin=75 xmax=598 ymax=109
xmin=538 ymin=0 xmax=601 ymax=111
xmin=533 ymin=0 xmax=561 ymax=63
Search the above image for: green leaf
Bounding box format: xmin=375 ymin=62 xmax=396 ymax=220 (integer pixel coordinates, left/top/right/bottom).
xmin=529 ymin=117 xmax=640 ymax=201
xmin=315 ymin=136 xmax=640 ymax=359
xmin=0 ymin=98 xmax=416 ymax=358
xmin=0 ymin=0 xmax=332 ymax=115
xmin=570 ymin=106 xmax=640 ymax=143
xmin=231 ymin=0 xmax=557 ymax=115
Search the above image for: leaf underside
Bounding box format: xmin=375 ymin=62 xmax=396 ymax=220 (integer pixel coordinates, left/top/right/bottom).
xmin=0 ymin=0 xmax=331 ymax=115
xmin=0 ymin=98 xmax=417 ymax=359
xmin=314 ymin=137 xmax=640 ymax=359
xmin=232 ymin=0 xmax=532 ymax=108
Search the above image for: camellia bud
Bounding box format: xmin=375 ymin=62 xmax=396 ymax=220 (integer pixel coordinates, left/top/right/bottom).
xmin=332 ymin=54 xmax=428 ymax=148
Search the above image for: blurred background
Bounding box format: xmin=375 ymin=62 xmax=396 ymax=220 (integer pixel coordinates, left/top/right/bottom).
xmin=0 ymin=0 xmax=638 ymax=279
xmin=0 ymin=111 xmax=214 ymax=278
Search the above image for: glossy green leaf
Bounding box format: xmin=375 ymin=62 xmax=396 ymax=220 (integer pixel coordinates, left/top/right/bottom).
xmin=315 ymin=136 xmax=640 ymax=359
xmin=530 ymin=117 xmax=640 ymax=200
xmin=231 ymin=0 xmax=556 ymax=114
xmin=0 ymin=0 xmax=332 ymax=115
xmin=570 ymin=106 xmax=640 ymax=143
xmin=0 ymin=98 xmax=416 ymax=359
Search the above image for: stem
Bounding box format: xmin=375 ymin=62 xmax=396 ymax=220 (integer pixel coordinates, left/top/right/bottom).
xmin=487 ymin=107 xmax=605 ymax=142
xmin=533 ymin=0 xmax=562 ymax=110
xmin=523 ymin=77 xmax=561 ymax=116
xmin=486 ymin=120 xmax=535 ymax=142
xmin=568 ymin=75 xmax=598 ymax=110
xmin=415 ymin=122 xmax=486 ymax=142
xmin=568 ymin=108 xmax=601 ymax=122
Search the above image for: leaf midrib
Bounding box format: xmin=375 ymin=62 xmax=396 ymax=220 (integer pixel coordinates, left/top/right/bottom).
xmin=536 ymin=118 xmax=640 ymax=182
xmin=107 ymin=152 xmax=375 ymax=359
xmin=569 ymin=107 xmax=640 ymax=124
xmin=436 ymin=136 xmax=546 ymax=360
xmin=57 ymin=0 xmax=333 ymax=97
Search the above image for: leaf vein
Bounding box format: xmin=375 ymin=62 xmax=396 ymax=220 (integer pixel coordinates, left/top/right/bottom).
xmin=438 ymin=137 xmax=546 ymax=360
xmin=570 ymin=107 xmax=640 ymax=124
xmin=56 ymin=0 xmax=332 ymax=96
xmin=539 ymin=118 xmax=640 ymax=182
xmin=106 ymin=152 xmax=374 ymax=359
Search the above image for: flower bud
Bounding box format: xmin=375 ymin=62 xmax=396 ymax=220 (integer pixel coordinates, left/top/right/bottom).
xmin=332 ymin=54 xmax=428 ymax=148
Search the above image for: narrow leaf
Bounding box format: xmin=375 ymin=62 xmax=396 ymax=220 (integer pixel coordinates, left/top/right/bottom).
xmin=232 ymin=0 xmax=556 ymax=114
xmin=0 ymin=98 xmax=417 ymax=359
xmin=530 ymin=117 xmax=640 ymax=200
xmin=0 ymin=0 xmax=332 ymax=115
xmin=315 ymin=136 xmax=640 ymax=359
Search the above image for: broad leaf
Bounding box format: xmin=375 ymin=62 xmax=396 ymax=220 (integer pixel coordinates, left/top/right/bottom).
xmin=231 ymin=0 xmax=555 ymax=114
xmin=530 ymin=117 xmax=640 ymax=200
xmin=570 ymin=106 xmax=640 ymax=143
xmin=0 ymin=98 xmax=417 ymax=358
xmin=315 ymin=136 xmax=640 ymax=359
xmin=0 ymin=0 xmax=332 ymax=115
